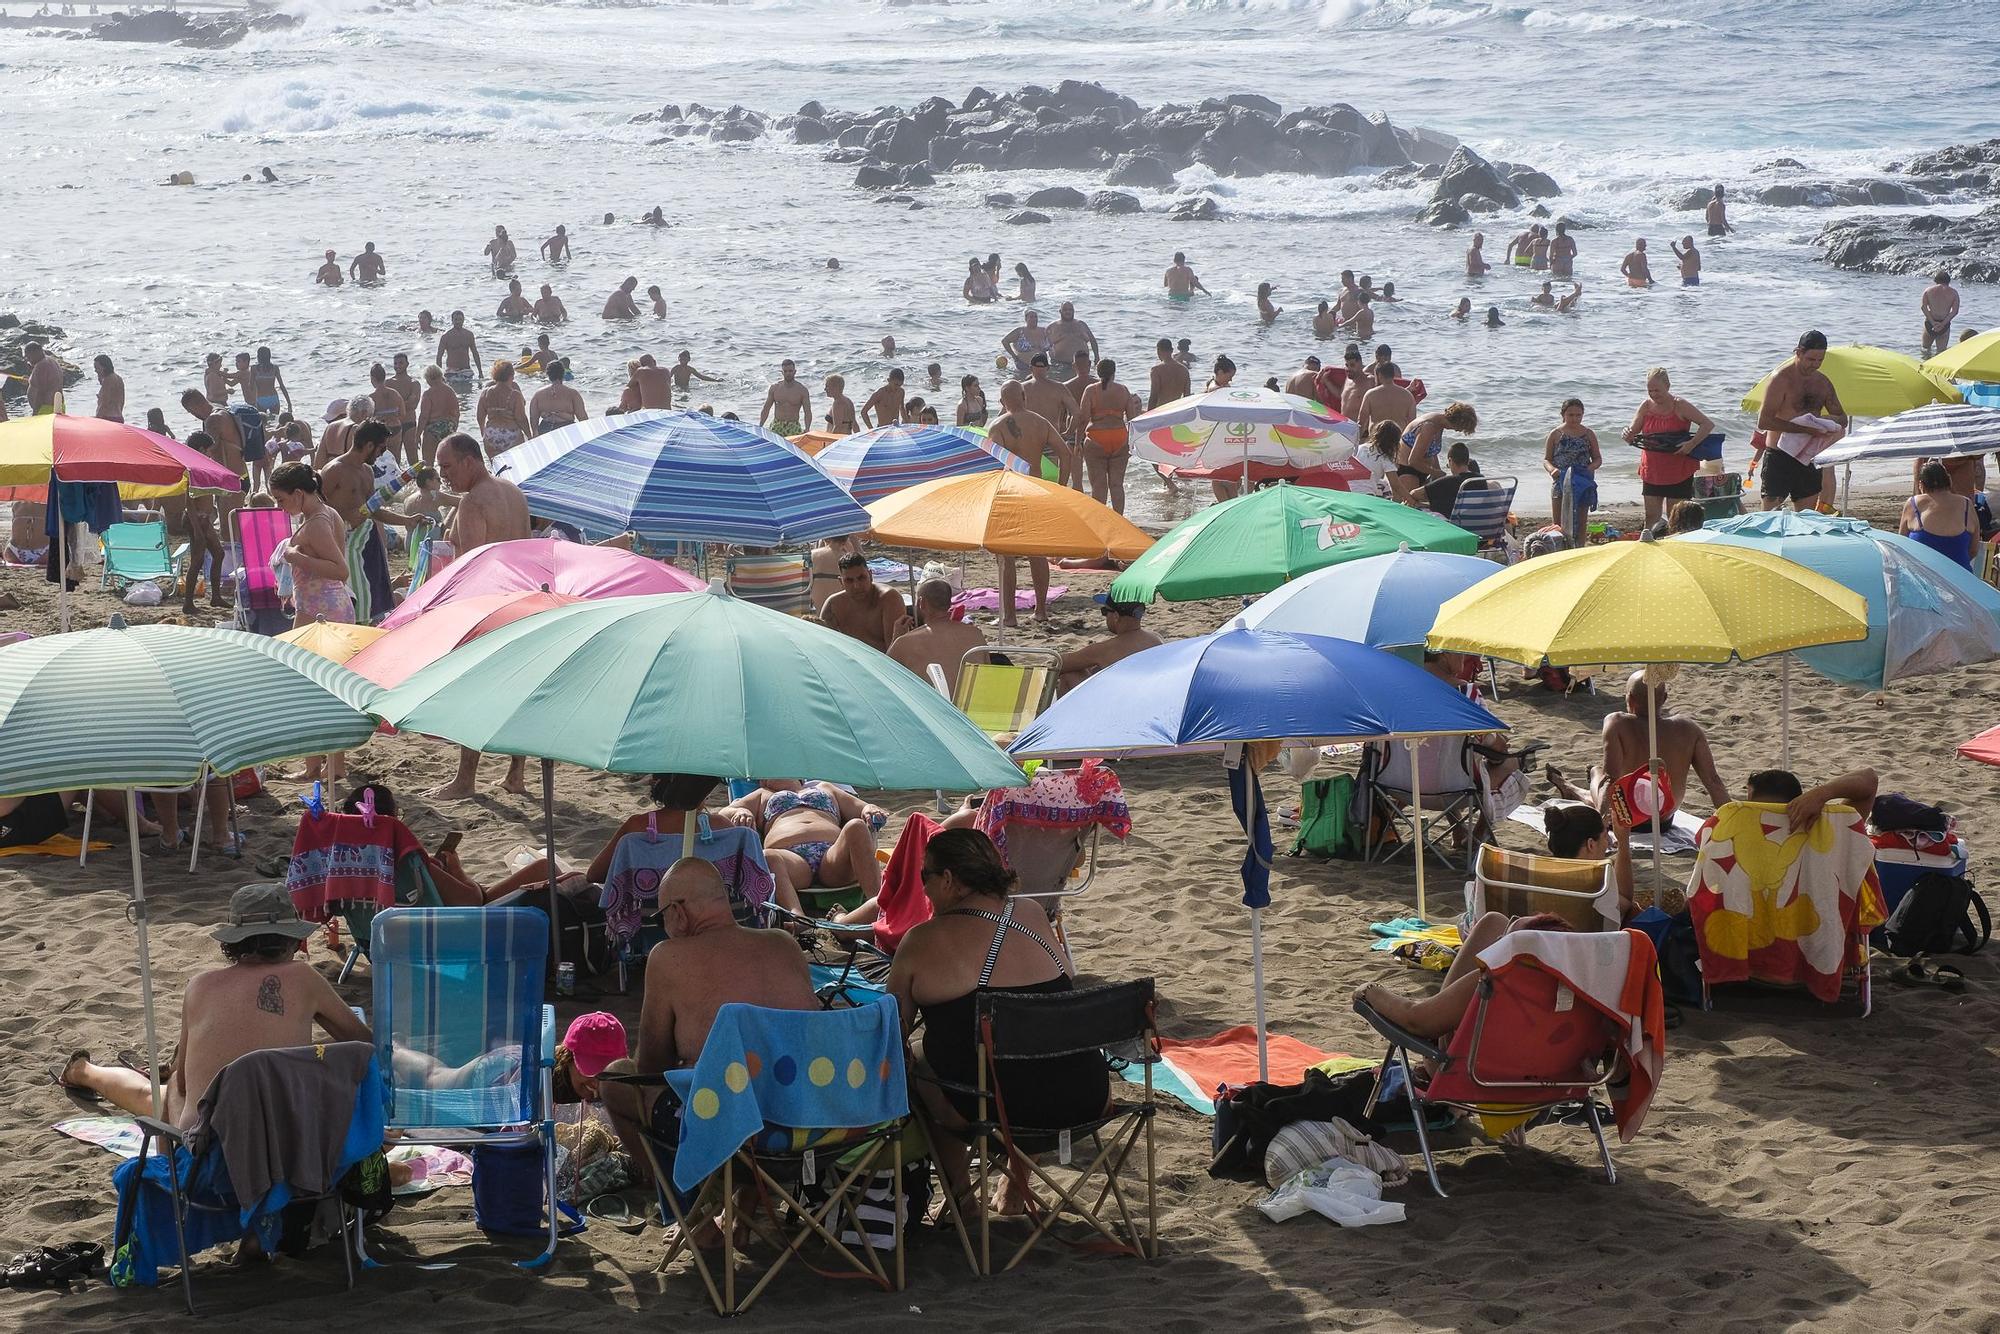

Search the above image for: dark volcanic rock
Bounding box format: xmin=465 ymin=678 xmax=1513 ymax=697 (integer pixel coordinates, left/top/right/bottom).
xmin=1106 ymin=153 xmax=1178 ymax=188
xmin=0 ymin=317 xmax=80 ymax=401
xmin=1090 ymin=190 xmax=1142 ymax=215
xmin=1005 ymin=210 xmax=1052 ymax=226
xmin=94 ymin=7 xmax=300 ymax=47
xmin=1024 ymin=186 xmax=1087 ymax=209
xmin=984 ymin=192 xmax=1017 ymax=209
xmin=1431 ymin=147 xmax=1520 ymax=211
xmin=1893 ymin=140 xmax=2000 ymax=176
xmin=1168 ymin=195 xmax=1221 ymax=222
xmin=854 ymin=162 xmax=901 ymax=191
xmin=791 ymin=117 xmax=832 ymax=145
xmin=1506 ymin=166 xmax=1561 ymax=199
xmin=1817 ymin=206 xmax=2000 ymax=283
xmin=1417 ymin=199 xmax=1472 ymax=229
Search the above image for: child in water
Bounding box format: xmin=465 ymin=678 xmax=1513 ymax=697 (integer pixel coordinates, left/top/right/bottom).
xmin=1544 ymin=397 xmax=1601 ymax=545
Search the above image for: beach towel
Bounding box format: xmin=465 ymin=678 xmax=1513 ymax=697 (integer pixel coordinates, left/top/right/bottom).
xmin=386 ymin=1144 xmax=474 ymax=1196
xmin=870 ymin=812 xmax=941 ymax=953
xmin=955 ymin=584 xmax=1070 ymax=613
xmin=0 ymin=833 xmax=110 ymax=859
xmin=974 ymin=760 xmax=1131 ymax=861
xmin=1368 ymin=917 xmax=1463 ymax=951
xmin=1510 ymin=801 xmax=1706 ymax=856
xmin=1773 ymin=412 xmax=1845 ymax=465
xmin=344 ymin=521 xmax=372 ymax=623
xmin=288 ymin=808 xmax=425 ymax=922
xmin=56 ymin=1114 xmax=146 ymax=1159
xmin=599 ymin=815 xmax=773 ymax=943
xmin=1160 ymin=1025 xmax=1340 ymax=1109
xmin=1687 ymin=801 xmax=1886 ymax=1003
xmin=1473 ymin=928 xmax=1666 ymax=1140
xmin=661 ymin=993 xmax=907 ymax=1193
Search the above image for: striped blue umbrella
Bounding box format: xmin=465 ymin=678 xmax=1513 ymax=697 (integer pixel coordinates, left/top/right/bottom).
xmin=1815 ymin=402 xmax=2000 ymax=465
xmin=499 ymin=410 xmax=869 ymax=546
xmin=816 ymin=424 xmax=1029 ymax=504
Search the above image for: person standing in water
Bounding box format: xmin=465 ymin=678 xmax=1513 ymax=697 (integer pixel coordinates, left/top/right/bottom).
xmin=349 ymin=242 xmax=386 ymax=285
xmin=313 ymin=249 xmax=343 ymax=287
xmin=1549 ymin=222 xmax=1577 ymax=280
xmin=485 ymin=225 xmax=517 ymax=276
xmin=1164 ymin=252 xmax=1209 ymax=299
xmin=540 ymin=224 xmax=571 ymax=263
xmin=1149 ymin=338 xmax=1190 ymax=409
xmin=1670 ymin=237 xmax=1702 ymax=286
xmin=1466 ymin=232 xmax=1490 ymax=278
xmin=1620 ymin=239 xmax=1655 ymax=288
xmin=1705 ymin=185 xmax=1733 ymax=237
xmin=759 ymin=359 xmax=812 ymax=436
xmin=1922 ymin=271 xmax=1961 ymax=357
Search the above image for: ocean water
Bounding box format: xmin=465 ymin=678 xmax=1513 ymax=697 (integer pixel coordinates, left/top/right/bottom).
xmin=3 ymin=0 xmax=1997 ymax=524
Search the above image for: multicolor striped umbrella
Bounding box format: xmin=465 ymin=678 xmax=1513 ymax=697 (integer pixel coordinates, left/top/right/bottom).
xmin=816 ymin=423 xmax=1030 ymax=504
xmin=0 ymin=413 xmax=242 ymax=496
xmin=1130 ymin=387 xmax=1357 ymax=482
xmin=498 ymin=410 xmax=868 ymax=546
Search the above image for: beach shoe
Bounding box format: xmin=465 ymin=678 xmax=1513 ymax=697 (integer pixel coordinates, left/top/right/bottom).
xmin=1892 ymin=956 xmax=1965 ymax=992
xmin=114 ymin=1049 xmax=151 ymax=1079
xmin=2 ymin=1242 xmax=104 ymax=1290
xmin=47 ymin=1049 xmax=99 ymax=1101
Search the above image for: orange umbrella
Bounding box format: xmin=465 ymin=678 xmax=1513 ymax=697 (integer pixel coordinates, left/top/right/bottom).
xmin=865 ymin=471 xmax=1154 ymax=560
xmin=275 ymin=619 xmax=389 ymax=665
xmin=346 ymin=588 xmax=579 ymax=688
xmin=791 ymin=429 xmax=845 ymax=457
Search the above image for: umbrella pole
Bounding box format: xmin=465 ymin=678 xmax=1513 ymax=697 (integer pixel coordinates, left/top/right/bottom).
xmin=1408 ymin=739 xmax=1428 ymax=923
xmin=126 ymin=790 xmax=166 ymax=1118
xmin=1840 ymin=465 xmax=1851 ymax=516
xmin=1250 ymin=905 xmax=1268 ymax=1082
xmin=542 ymin=759 xmax=561 ymax=970
xmin=58 ymin=517 xmax=71 ymax=634
xmin=1781 ymin=655 xmax=1791 ymax=771
xmin=1647 ymin=682 xmax=1664 ymax=891
xmin=187 ymin=762 xmax=209 ymax=874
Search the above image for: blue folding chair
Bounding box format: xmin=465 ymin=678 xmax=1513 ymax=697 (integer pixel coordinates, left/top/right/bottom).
xmin=1447 ymin=475 xmax=1518 ymax=562
xmin=364 ymin=907 xmax=561 ymax=1269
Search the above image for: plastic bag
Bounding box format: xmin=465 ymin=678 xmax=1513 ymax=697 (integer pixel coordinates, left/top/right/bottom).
xmin=1256 ymin=1160 xmax=1406 ymax=1228
xmin=123 ymin=581 xmax=163 ymax=606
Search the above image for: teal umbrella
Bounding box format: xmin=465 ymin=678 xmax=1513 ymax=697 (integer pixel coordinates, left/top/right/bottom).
xmin=0 ymin=619 xmax=384 ymax=1115
xmin=1110 ymin=484 xmax=1479 ymax=603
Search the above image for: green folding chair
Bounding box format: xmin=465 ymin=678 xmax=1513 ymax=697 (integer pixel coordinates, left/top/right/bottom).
xmin=100 ymin=520 xmax=189 ymax=594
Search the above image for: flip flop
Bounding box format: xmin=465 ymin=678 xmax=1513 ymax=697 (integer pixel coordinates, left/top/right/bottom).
xmin=585 ymin=1194 xmax=646 ymax=1234
xmin=47 ymin=1049 xmax=99 ymax=1101
xmin=1894 ymin=957 xmax=1966 ymax=992
xmin=115 ymin=1049 xmax=152 ymax=1079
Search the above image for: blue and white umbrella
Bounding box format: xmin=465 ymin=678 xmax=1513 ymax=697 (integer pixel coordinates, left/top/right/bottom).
xmin=499 ymin=410 xmax=868 ymax=546
xmin=816 ymin=424 xmax=1029 ymax=505
xmin=1815 ymin=402 xmax=2000 ymax=466
xmin=1237 ymin=547 xmax=1502 ymax=647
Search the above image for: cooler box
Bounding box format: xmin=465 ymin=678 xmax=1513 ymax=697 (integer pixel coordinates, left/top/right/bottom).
xmin=1870 ymin=839 xmax=1968 ymax=945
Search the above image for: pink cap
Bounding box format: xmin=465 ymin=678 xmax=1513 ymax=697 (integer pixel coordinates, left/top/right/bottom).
xmin=562 ymin=1011 xmax=628 ymax=1078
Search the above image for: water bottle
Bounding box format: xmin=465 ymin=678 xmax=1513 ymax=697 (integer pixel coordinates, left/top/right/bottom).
xmin=556 ymin=962 xmax=576 ymax=998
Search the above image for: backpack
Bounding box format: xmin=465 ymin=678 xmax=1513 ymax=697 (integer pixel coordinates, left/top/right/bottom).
xmin=1882 ymin=872 xmax=1990 ymax=957
xmin=227 ymin=403 xmax=268 ymax=465
xmin=1291 ymin=775 xmax=1356 ymax=859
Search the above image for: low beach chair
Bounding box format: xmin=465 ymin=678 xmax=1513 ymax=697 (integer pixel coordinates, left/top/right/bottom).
xmin=364 ymin=907 xmax=562 ymax=1269
xmin=1354 ymin=928 xmax=1664 ymax=1197
xmin=1469 ymin=843 xmax=1621 ymax=932
xmin=1693 ymin=470 xmax=1744 ymax=523
xmin=99 ymin=520 xmax=188 ymax=594
xmin=232 ymin=505 xmax=291 ymax=635
xmin=725 ymin=550 xmax=812 ymax=616
xmin=599 ymin=814 xmax=776 ymax=990
xmin=111 ymin=1042 xmax=386 ymax=1313
xmin=953 ymin=645 xmax=1061 ymax=738
xmin=975 ymin=764 xmax=1133 ymax=968
xmin=1448 ymin=476 xmax=1517 ymax=563
xmin=614 ymin=995 xmax=911 ymax=1315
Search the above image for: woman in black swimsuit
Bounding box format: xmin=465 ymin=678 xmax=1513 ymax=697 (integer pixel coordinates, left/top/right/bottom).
xmin=889 ymin=829 xmax=1108 ymax=1214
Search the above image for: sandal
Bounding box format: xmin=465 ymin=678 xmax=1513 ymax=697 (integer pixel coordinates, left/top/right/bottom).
xmin=585 ymin=1194 xmax=647 ymax=1234
xmin=115 ymin=1049 xmax=152 ymax=1079
xmin=48 ymin=1049 xmax=99 ymax=1101
xmin=1 ymin=1241 xmax=104 ymax=1290
xmin=1893 ymin=956 xmax=1966 ymax=992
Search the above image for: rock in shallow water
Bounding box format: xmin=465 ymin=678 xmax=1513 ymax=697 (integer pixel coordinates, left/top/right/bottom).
xmin=1816 ymin=206 xmax=2000 ymax=283
xmin=1168 ymin=196 xmax=1221 ymax=222
xmin=1005 ymin=210 xmax=1052 ymax=226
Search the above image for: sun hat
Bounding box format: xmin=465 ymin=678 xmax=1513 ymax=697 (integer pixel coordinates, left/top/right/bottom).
xmin=212 ymin=883 xmax=317 ymax=944
xmin=562 ymin=1012 xmax=629 ymax=1078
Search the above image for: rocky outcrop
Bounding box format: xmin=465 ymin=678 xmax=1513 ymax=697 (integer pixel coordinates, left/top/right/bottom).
xmin=1090 ymin=190 xmax=1142 ymax=215
xmin=1106 ymin=153 xmax=1178 ymax=188
xmin=1670 ymin=141 xmax=2000 ymax=213
xmin=1023 ymin=186 xmax=1087 ymax=209
xmin=0 ymin=316 xmax=81 ymax=403
xmin=1890 ymin=140 xmax=2000 ymax=179
xmin=1414 ymin=147 xmax=1561 ymax=227
xmin=1816 ymin=207 xmax=2000 ymax=283
xmin=92 ymin=8 xmax=301 ymax=47
xmin=1168 ymin=196 xmax=1222 ymax=222
xmin=1005 ymin=210 xmax=1052 ymax=226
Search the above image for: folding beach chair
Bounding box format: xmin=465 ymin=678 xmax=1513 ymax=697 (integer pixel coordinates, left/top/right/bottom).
xmin=363 ymin=907 xmax=562 ymax=1268
xmin=232 ymin=505 xmax=292 ymax=635
xmin=600 ymin=814 xmax=776 ymax=990
xmin=1693 ymin=470 xmax=1744 ymax=523
xmin=615 ymin=995 xmax=912 ymax=1315
xmin=1469 ymin=843 xmax=1621 ymax=932
xmin=726 ymin=551 xmax=812 ymax=616
xmin=283 ymin=805 xmax=447 ymax=983
xmin=99 ymin=520 xmax=189 ymax=594
xmin=1447 ymin=476 xmax=1517 ymax=563
xmin=976 ymin=764 xmax=1133 ymax=968
xmin=1361 ymin=735 xmax=1543 ymax=873
xmin=1354 ymin=928 xmax=1661 ymax=1197
xmin=952 ymin=645 xmax=1061 ymax=738
xmin=111 ymin=1042 xmax=386 ymax=1314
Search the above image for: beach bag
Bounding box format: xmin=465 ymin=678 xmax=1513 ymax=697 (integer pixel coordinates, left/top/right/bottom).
xmin=228 ymin=404 xmax=268 ymax=463
xmin=1210 ymin=1068 xmax=1383 ymax=1180
xmin=1291 ymin=775 xmax=1356 ymax=859
xmin=470 ymin=1143 xmax=582 ymax=1237
xmin=1882 ymin=873 xmax=1990 ymax=957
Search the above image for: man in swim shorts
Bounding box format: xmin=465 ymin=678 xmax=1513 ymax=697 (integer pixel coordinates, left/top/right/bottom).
xmin=313 ymin=249 xmax=343 ymax=287
xmin=1164 ymin=251 xmax=1209 ymax=299
xmin=436 ymin=311 xmax=480 ymax=380
xmin=1756 ymin=329 xmax=1847 ymax=511
xmin=1921 ymin=271 xmax=1960 ymax=357
xmin=1620 ymin=239 xmax=1655 ymax=288
xmin=758 ymin=359 xmax=811 ymax=436
xmin=348 ymin=242 xmax=386 ymax=286
xmin=1545 ymin=671 xmax=1733 ymax=826
xmin=1047 ymin=302 xmax=1098 ymax=380
xmin=1704 ymin=185 xmax=1732 ymax=238
xmin=1671 ymin=237 xmax=1701 ymax=286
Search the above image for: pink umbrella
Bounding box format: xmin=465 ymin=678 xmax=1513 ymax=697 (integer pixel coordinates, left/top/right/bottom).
xmin=349 ymin=589 xmax=580 ymax=688
xmin=381 ymin=538 xmax=701 ymax=629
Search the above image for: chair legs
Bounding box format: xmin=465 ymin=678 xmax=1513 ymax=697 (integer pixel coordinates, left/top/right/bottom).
xmin=1394 ymin=1047 xmax=1449 ymax=1199
xmin=1581 ymin=1099 xmax=1617 ymax=1185
xmin=515 ymin=1121 xmax=560 ymax=1270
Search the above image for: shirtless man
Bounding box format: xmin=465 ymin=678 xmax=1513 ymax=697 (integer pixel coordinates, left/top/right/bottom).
xmin=1620 ymin=239 xmax=1655 ymax=288
xmin=1755 ymin=329 xmax=1847 ymax=512
xmin=386 ymin=353 xmax=421 ymax=459
xmin=759 ymin=360 xmax=812 ymax=436
xmin=1922 ymin=271 xmax=1961 ymax=357
xmin=349 ymin=241 xmax=386 ymax=285
xmin=321 ymin=418 xmax=416 ymax=624
xmin=179 ymin=389 xmax=247 ymax=512
xmin=1704 ymin=185 xmax=1733 ymax=237
xmin=1546 ymin=672 xmax=1732 ymax=824
xmin=313 ymin=249 xmax=343 ymax=286
xmin=55 ymin=885 xmax=370 ymax=1128
xmin=632 ymin=355 xmax=673 ymax=410
xmin=987 ymin=381 xmax=1070 ymax=625
xmin=808 ymin=534 xmax=860 ymax=614
xmin=1334 ymin=270 xmax=1363 ymax=323
xmin=823 ymin=375 xmax=858 ymax=434
xmin=602 ymin=277 xmax=641 ymax=320
xmin=92 ymin=355 xmax=124 ymax=422
xmin=540 ymin=224 xmax=571 ymax=264
xmin=436 ymin=311 xmax=480 ymax=378
xmin=671 ymin=351 xmax=719 ymax=395
xmin=599 ymin=860 xmax=816 ymax=1178
xmin=496 ymin=279 xmax=533 ymax=321
xmin=315 ymin=395 xmax=367 ymax=467
xmin=485 ymin=225 xmax=518 ymax=276
xmin=819 ymin=552 xmax=906 ymax=653
xmin=1338 ymin=292 xmax=1375 ymax=341
xmin=415 ymin=367 xmax=459 ymax=467
xmin=1466 ymin=232 xmax=1491 ymax=278
xmin=531 ymin=283 xmax=568 ymax=323
xmin=1047 ymin=302 xmax=1098 ymax=381
xmin=1000 ymin=309 xmax=1052 ymax=379
xmin=1549 ymin=222 xmax=1577 ymax=280
xmin=1284 ymin=356 xmax=1322 ymax=400
xmin=1057 ymin=599 xmax=1163 ymax=693
xmin=203 ymin=352 xmax=232 ymax=405
xmin=432 ymin=434 xmax=534 ymax=799
xmin=1019 ymin=354 xmax=1076 ymax=482
xmin=860 ymin=368 xmax=905 ymax=430
xmin=647 ymin=285 xmax=666 ymax=319
xmin=366 ymin=363 xmax=405 ymax=458
xmin=1311 ymin=301 xmax=1338 ymax=339
xmin=1149 ymin=338 xmax=1190 ymax=409
xmin=1670 ymin=236 xmax=1702 ymax=287
xmin=1164 ymin=251 xmax=1209 ymax=298
xmin=1355 ymin=361 xmax=1418 ymax=445
xmin=888 ymin=578 xmax=987 ymax=692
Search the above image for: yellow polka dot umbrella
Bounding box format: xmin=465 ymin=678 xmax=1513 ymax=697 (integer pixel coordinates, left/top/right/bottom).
xmin=1427 ymin=539 xmax=1867 ymax=884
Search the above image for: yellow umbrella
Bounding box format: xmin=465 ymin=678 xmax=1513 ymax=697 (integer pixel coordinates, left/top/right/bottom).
xmin=866 ymin=471 xmax=1154 ymax=560
xmin=1741 ymin=344 xmax=1959 ymax=418
xmin=1922 ymin=329 xmax=2000 ymax=385
xmin=276 ymin=618 xmax=389 ymax=665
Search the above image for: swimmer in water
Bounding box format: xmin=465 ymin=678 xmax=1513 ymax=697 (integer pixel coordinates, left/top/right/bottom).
xmin=647 ymin=284 xmax=666 ymax=318
xmin=1452 ymin=297 xmax=1472 ymax=321
xmin=1257 ymin=283 xmax=1282 ymax=323
xmin=416 ymin=309 xmax=437 ymax=337
xmin=643 ymin=206 xmax=667 ymax=226
xmin=485 ymin=225 xmax=517 ymax=277
xmin=496 ymin=279 xmax=532 ymax=321
xmin=827 ymin=258 xmax=841 ymax=270
xmin=1164 ymin=251 xmax=1209 ymax=299
xmin=540 ymin=225 xmax=571 ymax=263
xmin=672 ymin=351 xmax=720 ymax=394
xmin=1670 ymin=236 xmax=1701 ymax=287
xmin=349 ymin=241 xmax=386 ymax=286
xmin=531 ymin=283 xmax=568 ymax=323
xmin=313 ymin=249 xmax=343 ymax=287
xmin=602 ymin=277 xmax=640 ymax=320
xmin=1467 ymin=232 xmax=1490 ymax=278
xmin=1485 ymin=306 xmax=1505 ymax=328
xmin=1532 ymin=281 xmax=1556 ymax=309
xmin=1620 ymin=239 xmax=1655 ymax=288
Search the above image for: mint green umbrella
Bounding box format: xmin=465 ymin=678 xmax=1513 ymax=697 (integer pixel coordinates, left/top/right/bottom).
xmin=1110 ymin=484 xmax=1479 ymax=604
xmin=0 ymin=618 xmax=383 ymax=1115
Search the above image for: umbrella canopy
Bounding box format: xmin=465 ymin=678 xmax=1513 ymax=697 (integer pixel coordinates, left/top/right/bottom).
xmin=1923 ymin=329 xmax=2000 ymax=385
xmin=0 ymin=414 xmax=243 ymax=497
xmin=866 ymin=471 xmax=1153 ymax=560
xmin=1426 ymin=540 xmax=1869 ymax=667
xmin=1956 ymin=724 xmax=2000 ymax=767
xmin=1010 ymin=628 xmax=1505 ymax=761
xmin=1676 ymin=510 xmax=2000 ymax=691
xmin=380 ymin=537 xmax=701 ymax=629
xmin=1741 ymin=345 xmax=1960 ymax=419
xmin=377 ymin=586 xmax=1025 ymax=791
xmin=276 ymin=619 xmax=389 ymax=665
xmin=816 ymin=423 xmax=1029 ymax=504
xmin=1812 ymin=403 xmax=2000 ymax=467
xmin=498 ymin=410 xmax=868 ymax=546
xmin=349 ymin=588 xmax=580 ymax=688
xmin=1236 ymin=548 xmax=1503 ymax=646
xmin=1131 ymin=387 xmax=1357 ymax=476
xmin=1110 ymin=484 xmax=1477 ymax=603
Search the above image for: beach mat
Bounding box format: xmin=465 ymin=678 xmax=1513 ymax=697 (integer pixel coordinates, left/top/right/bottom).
xmin=1510 ymin=801 xmax=1704 ymax=856
xmin=955 ymin=585 xmax=1069 ymax=613
xmin=1122 ymin=1025 xmax=1347 ymax=1115
xmin=55 ymin=1114 xmax=145 ymax=1159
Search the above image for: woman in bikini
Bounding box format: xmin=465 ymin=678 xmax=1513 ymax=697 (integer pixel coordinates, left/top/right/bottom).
xmin=415 ymin=365 xmax=460 ymax=468
xmin=528 ymin=362 xmax=588 ymax=437
xmin=1073 ymin=358 xmax=1140 ymax=514
xmin=727 ymin=779 xmax=885 ymax=906
xmin=476 ymin=359 xmax=530 ymax=457
xmin=271 ymin=461 xmax=353 ymax=628
xmin=956 ymin=374 xmax=989 ymax=428
xmin=1013 ymin=261 xmax=1036 ymax=304
xmin=1392 ymin=401 xmax=1478 ymax=505
xmin=1900 ymin=460 xmax=1979 ymax=569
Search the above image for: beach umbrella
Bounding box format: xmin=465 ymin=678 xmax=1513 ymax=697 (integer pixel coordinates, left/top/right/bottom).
xmin=1010 ymin=627 xmax=1505 ymax=1076
xmin=1922 ymin=329 xmax=2000 ymax=384
xmin=0 ymin=620 xmax=382 ymax=1116
xmin=380 ymin=536 xmax=700 ymax=629
xmin=348 ymin=588 xmax=579 ymax=688
xmin=1955 ymin=724 xmax=2000 ymax=767
xmin=815 ymin=423 xmax=1029 ymax=505
xmin=1812 ymin=403 xmax=2000 ymax=467
xmin=1108 ymin=484 xmax=1477 ymax=603
xmin=1236 ymin=548 xmax=1503 ymax=646
xmin=498 ymin=410 xmax=868 ymax=546
xmin=1428 ymin=540 xmax=1867 ymax=884
xmin=1131 ymin=387 xmax=1357 ymax=491
xmin=865 ymin=471 xmax=1153 ymax=560
xmin=275 ymin=619 xmax=389 ymax=665
xmin=1740 ymin=344 xmax=1959 ymax=419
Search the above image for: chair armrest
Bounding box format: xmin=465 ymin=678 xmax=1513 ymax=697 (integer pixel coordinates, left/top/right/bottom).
xmin=135 ymin=1116 xmax=186 ymax=1146
xmin=1351 ymin=995 xmax=1449 ymax=1065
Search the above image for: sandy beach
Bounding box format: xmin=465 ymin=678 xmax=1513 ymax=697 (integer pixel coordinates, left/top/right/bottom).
xmin=2 ymin=488 xmax=1995 ymax=1331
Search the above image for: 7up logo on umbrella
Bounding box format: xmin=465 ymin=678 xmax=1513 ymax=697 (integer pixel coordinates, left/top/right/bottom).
xmin=1300 ymin=518 xmax=1361 ymax=550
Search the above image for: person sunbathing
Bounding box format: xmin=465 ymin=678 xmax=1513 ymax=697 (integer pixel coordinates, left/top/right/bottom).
xmin=55 ymin=885 xmax=371 ymax=1128
xmin=339 ymin=782 xmax=572 ymax=907
xmin=1545 ymin=671 xmax=1732 ymax=828
xmin=583 ymin=773 xmax=753 ymax=884
xmin=727 ymin=779 xmax=885 ymax=906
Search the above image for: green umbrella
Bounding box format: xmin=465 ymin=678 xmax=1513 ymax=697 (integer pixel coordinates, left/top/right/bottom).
xmin=1110 ymin=483 xmax=1479 ymax=603
xmin=0 ymin=619 xmax=384 ymax=1115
